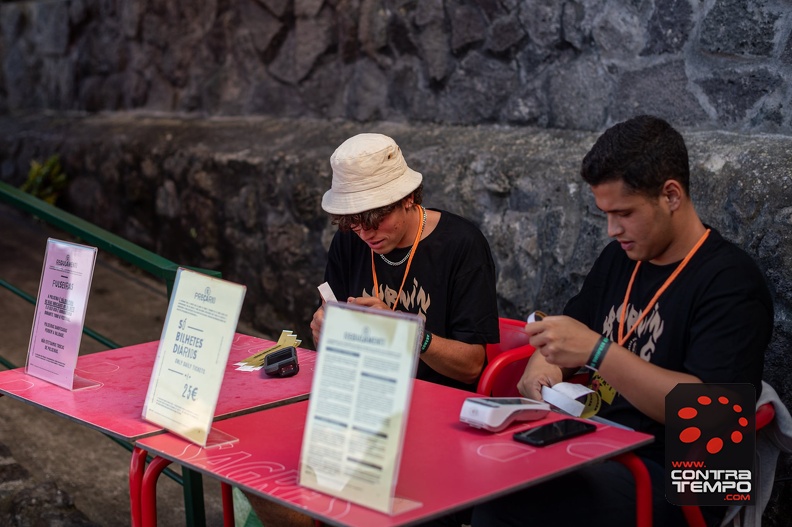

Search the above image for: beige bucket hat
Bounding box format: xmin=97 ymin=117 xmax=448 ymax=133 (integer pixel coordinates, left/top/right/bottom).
xmin=321 ymin=133 xmax=423 ymax=215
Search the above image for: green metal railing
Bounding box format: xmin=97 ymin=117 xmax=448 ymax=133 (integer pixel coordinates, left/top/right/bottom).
xmin=0 ymin=180 xmax=220 ymax=527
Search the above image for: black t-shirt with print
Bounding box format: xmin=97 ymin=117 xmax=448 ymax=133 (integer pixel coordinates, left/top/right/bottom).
xmin=564 ymin=227 xmax=773 ymax=465
xmin=324 ymin=209 xmax=500 ymax=391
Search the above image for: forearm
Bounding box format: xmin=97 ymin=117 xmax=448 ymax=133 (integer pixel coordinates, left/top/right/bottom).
xmin=420 ymin=334 xmax=485 ymax=384
xmin=597 ymin=344 xmax=702 ymax=423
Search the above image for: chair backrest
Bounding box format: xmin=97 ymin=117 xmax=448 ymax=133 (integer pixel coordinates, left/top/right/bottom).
xmin=479 ymin=318 xmax=536 ymax=397
xmin=485 ymin=318 xmax=531 ymax=362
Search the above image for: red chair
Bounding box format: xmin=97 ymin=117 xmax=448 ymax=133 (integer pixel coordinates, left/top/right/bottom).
xmin=479 ymin=318 xmax=536 ymax=397
xmin=486 ymin=317 xmax=531 ymax=359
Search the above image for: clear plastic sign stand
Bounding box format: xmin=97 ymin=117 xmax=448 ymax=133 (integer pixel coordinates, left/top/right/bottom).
xmin=299 ymin=301 xmax=424 ymax=515
xmin=142 ymin=268 xmax=246 ymax=447
xmin=25 ymin=238 xmax=99 ymax=391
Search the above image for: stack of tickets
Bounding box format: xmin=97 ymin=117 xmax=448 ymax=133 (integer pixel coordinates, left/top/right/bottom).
xmin=235 ymin=330 xmax=301 ymax=371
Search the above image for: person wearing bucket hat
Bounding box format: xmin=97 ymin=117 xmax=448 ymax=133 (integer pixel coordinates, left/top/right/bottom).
xmin=312 ymin=132 xmax=500 ymax=391
xmin=247 ymin=134 xmax=500 ymax=527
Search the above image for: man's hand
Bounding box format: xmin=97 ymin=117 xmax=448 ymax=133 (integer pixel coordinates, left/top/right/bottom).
xmin=523 ymin=315 xmax=705 ymax=423
xmin=525 ymin=315 xmax=601 ymax=369
xmin=517 ymin=352 xmax=564 ymax=400
xmin=311 ymin=296 xmax=389 ymax=348
xmin=348 ymin=296 xmax=390 ymax=310
xmin=309 ymin=304 xmax=325 ymax=347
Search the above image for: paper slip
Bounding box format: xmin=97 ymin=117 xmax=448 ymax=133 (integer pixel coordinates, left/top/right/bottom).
xmin=235 ymin=330 xmax=301 ymax=370
xmin=526 ymin=310 xmax=548 ymax=323
xmin=542 ymin=382 xmax=599 ymax=418
xmin=318 ymin=282 xmax=337 ymax=302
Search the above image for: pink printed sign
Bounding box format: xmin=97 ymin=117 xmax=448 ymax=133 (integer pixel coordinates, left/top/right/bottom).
xmin=25 ymin=238 xmax=97 ymax=390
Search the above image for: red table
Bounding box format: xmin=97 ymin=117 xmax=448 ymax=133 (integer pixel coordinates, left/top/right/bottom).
xmin=137 ymin=379 xmax=654 ymax=527
xmin=0 ymin=333 xmax=316 ymax=526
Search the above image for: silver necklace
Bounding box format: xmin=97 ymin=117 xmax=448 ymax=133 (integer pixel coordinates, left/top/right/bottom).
xmin=379 ymin=206 xmax=427 ymax=267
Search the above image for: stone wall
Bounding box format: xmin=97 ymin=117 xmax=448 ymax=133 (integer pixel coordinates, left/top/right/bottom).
xmin=1 ymin=109 xmax=791 ymax=520
xmin=1 ymin=113 xmax=791 ymax=521
xmin=1 ymin=0 xmax=792 ymax=133
xmin=1 ymin=0 xmax=792 ymax=523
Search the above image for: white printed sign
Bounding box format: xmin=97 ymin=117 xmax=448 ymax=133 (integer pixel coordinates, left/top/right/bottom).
xmin=299 ymin=302 xmax=422 ymax=513
xmin=26 ymin=238 xmax=97 ymax=390
xmin=142 ymin=268 xmax=246 ymax=446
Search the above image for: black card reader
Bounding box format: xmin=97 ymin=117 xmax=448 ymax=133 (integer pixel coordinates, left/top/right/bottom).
xmin=262 ymin=346 xmax=300 ymax=378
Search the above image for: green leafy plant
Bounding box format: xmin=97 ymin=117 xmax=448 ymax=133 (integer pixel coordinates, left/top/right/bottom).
xmin=20 ymin=154 xmax=68 ymax=204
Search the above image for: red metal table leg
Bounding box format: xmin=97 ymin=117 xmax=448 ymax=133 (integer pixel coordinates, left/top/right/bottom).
xmin=221 ymin=482 xmax=234 ymax=527
xmin=141 ymin=456 xmax=173 ymax=527
xmin=613 ymin=452 xmax=653 ymax=527
xmin=129 ymin=446 xmax=148 ymax=527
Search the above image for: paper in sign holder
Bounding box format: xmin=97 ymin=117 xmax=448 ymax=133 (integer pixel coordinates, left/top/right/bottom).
xmin=25 ymin=238 xmax=98 ymax=390
xmin=142 ymin=268 xmax=246 ymax=447
xmin=299 ymin=301 xmax=423 ymax=514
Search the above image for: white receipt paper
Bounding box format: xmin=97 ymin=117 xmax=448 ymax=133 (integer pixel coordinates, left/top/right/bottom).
xmin=541 ymin=382 xmax=594 ymax=417
xmin=317 ymin=282 xmax=337 ymax=303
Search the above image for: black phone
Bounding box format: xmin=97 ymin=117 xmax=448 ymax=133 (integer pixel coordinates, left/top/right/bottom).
xmin=513 ymin=419 xmax=597 ymax=447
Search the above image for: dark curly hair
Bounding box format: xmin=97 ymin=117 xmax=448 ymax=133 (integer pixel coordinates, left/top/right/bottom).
xmin=581 ymin=115 xmax=690 ymax=198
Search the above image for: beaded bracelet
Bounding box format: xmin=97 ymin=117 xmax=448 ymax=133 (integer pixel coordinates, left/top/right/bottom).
xmin=585 ymin=336 xmax=611 ymax=371
xmin=420 ymin=330 xmax=433 ymax=354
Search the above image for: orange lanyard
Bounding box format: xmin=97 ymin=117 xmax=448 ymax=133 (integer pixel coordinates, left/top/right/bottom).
xmin=617 ymin=229 xmax=710 ymax=345
xmin=371 ymin=206 xmax=425 ymax=311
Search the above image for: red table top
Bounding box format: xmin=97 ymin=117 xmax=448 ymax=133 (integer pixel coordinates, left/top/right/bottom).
xmin=0 ymin=333 xmax=316 ymax=440
xmin=137 ymin=379 xmax=653 ymax=526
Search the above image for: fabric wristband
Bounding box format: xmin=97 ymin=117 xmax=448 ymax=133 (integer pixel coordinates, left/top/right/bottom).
xmin=585 ymin=336 xmax=611 ymax=371
xmin=420 ymin=330 xmax=432 ymax=354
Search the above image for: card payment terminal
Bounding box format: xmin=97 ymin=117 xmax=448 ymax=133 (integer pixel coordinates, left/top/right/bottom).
xmin=460 ymin=397 xmax=551 ymax=432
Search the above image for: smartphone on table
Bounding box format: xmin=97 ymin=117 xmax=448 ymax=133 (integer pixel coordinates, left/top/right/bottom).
xmin=513 ymin=418 xmax=597 ymax=447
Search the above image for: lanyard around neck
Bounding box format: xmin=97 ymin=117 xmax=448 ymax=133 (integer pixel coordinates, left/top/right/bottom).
xmin=371 ymin=205 xmax=425 ymax=311
xmin=617 ymin=229 xmax=711 ymax=345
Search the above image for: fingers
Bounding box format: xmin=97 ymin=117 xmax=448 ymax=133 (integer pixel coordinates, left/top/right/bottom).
xmin=523 ymin=320 xmax=542 ymax=335
xmin=517 ymin=352 xmax=563 ymax=400
xmin=517 ymin=374 xmax=552 ymax=400
xmin=310 ymin=305 xmax=325 ymax=347
xmin=517 ymin=380 xmax=542 ymax=400
xmin=348 ymin=296 xmax=389 ymax=310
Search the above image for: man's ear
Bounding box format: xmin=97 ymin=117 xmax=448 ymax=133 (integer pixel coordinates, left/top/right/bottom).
xmin=662 ymin=180 xmax=683 ymax=211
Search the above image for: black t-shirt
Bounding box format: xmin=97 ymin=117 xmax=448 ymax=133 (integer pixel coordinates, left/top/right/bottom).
xmin=564 ymin=228 xmax=773 ymax=464
xmin=324 ymin=209 xmax=500 ymax=391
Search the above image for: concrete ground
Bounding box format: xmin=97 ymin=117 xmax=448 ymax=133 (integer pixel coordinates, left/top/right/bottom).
xmin=0 ymin=203 xmax=267 ymax=526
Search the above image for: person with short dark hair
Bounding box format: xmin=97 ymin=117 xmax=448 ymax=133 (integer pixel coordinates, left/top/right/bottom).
xmin=471 ymin=115 xmax=774 ymax=526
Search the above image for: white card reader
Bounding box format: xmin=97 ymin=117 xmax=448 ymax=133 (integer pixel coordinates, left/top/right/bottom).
xmin=460 ymin=397 xmax=551 ymax=432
